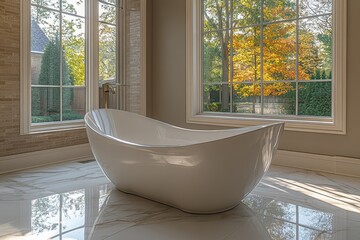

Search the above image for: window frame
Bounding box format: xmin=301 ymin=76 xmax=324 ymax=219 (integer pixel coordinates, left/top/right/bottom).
xmin=21 ymin=0 xmax=148 ymax=134
xmin=186 ymin=0 xmax=347 ymax=134
xmin=20 ymin=0 xmax=102 ymax=134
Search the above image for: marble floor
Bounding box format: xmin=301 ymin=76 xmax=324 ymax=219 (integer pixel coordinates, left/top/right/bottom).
xmin=0 ymin=161 xmax=359 ymax=240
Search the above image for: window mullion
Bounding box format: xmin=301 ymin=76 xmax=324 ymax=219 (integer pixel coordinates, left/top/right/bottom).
xmin=201 ymin=0 xmax=205 ymax=113
xmin=295 ymin=0 xmax=300 ymax=116
xmin=229 ymin=0 xmax=233 ymax=113
xmin=260 ymin=0 xmax=264 ymax=115
xmin=59 ymin=0 xmax=63 ymax=122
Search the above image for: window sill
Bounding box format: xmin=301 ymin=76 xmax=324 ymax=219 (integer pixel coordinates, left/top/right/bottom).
xmin=187 ymin=113 xmax=346 ymax=135
xmin=25 ymin=120 xmax=86 ymax=135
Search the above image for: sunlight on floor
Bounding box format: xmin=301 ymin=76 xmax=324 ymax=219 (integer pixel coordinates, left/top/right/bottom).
xmin=267 ymin=176 xmax=360 ymax=213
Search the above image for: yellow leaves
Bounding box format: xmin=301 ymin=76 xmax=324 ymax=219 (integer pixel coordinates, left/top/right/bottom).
xmin=234 ymin=83 xmax=257 ymax=97
xmin=234 ymin=82 xmax=294 ymax=98
xmin=204 ymin=0 xmax=326 ymax=101
xmin=63 ymin=38 xmax=85 ymax=86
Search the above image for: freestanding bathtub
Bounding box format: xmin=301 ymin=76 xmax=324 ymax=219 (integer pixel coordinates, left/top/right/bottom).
xmin=85 ymin=109 xmax=284 ymax=214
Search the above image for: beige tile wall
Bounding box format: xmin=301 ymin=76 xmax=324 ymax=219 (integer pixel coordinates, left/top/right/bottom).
xmin=125 ymin=0 xmax=142 ymax=113
xmin=0 ymin=0 xmax=88 ymax=157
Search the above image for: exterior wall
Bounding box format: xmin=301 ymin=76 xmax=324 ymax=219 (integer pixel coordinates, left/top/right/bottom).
xmin=151 ymin=0 xmax=360 ymax=159
xmin=0 ymin=0 xmax=88 ymax=157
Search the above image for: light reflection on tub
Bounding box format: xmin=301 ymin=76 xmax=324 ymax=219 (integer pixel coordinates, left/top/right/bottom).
xmin=85 ymin=109 xmax=284 ymax=214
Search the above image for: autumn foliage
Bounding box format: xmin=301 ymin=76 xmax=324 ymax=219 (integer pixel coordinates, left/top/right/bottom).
xmin=203 ymin=0 xmax=332 ymax=115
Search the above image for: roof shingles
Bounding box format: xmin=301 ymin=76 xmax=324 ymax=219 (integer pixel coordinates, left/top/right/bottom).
xmin=31 ymin=20 xmax=49 ymax=53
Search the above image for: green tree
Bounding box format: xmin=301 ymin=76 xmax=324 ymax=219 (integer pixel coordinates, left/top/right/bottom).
xmin=99 ymin=3 xmax=117 ymax=81
xmin=203 ymin=0 xmax=232 ymax=111
xmin=62 ymin=15 xmax=86 ymax=86
xmin=32 ymin=37 xmax=74 ymax=120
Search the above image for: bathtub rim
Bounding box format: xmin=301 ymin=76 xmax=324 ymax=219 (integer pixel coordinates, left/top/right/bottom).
xmin=85 ymin=109 xmax=285 ymax=149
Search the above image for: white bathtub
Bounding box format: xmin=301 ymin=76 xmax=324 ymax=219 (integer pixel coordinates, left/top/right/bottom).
xmin=85 ymin=109 xmax=284 ymax=214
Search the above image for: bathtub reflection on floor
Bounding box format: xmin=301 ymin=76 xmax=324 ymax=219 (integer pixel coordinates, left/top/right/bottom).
xmin=88 ymin=190 xmax=271 ymax=240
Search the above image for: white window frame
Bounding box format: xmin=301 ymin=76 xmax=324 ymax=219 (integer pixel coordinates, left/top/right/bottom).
xmin=20 ymin=0 xmax=148 ymax=134
xmin=186 ymin=0 xmax=346 ymax=134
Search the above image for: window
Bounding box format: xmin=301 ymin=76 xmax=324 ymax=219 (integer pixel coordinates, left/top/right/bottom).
xmin=21 ymin=0 xmax=120 ymax=133
xmin=186 ymin=0 xmax=346 ymax=134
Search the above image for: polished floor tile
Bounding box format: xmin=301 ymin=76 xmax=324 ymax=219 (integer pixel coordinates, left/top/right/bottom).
xmin=0 ymin=160 xmax=359 ymax=240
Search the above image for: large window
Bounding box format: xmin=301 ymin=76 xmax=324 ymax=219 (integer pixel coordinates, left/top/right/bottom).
xmin=30 ymin=0 xmax=88 ymax=125
xmin=21 ymin=0 xmax=120 ymax=133
xmin=186 ymin=0 xmax=346 ymax=134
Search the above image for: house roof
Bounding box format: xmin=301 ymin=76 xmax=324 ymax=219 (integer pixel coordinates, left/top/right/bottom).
xmin=31 ymin=20 xmax=49 ymax=53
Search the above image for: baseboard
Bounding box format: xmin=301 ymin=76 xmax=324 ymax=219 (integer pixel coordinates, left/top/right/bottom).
xmin=0 ymin=144 xmax=94 ymax=174
xmin=274 ymin=150 xmax=360 ymax=178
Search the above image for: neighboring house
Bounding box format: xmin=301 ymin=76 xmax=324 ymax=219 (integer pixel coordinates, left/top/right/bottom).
xmin=31 ymin=20 xmax=49 ymax=85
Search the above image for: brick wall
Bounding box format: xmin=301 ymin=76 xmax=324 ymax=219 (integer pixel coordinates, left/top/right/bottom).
xmin=0 ymin=0 xmax=88 ymax=157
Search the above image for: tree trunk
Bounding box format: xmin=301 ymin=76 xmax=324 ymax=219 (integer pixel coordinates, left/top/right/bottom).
xmin=219 ymin=0 xmax=230 ymax=112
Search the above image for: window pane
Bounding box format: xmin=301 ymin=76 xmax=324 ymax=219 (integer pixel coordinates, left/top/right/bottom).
xmin=263 ymin=83 xmax=296 ymax=115
xmin=62 ymin=87 xmax=86 ymax=120
xmin=99 ymin=2 xmax=117 ymax=25
xmin=298 ymin=82 xmax=332 ymax=117
xmin=299 ymin=16 xmax=332 ymax=81
xmin=62 ymin=0 xmax=85 ymax=17
xmin=203 ymin=0 xmax=231 ymax=32
xmin=300 ymin=0 xmax=332 ymax=17
xmin=264 ymin=21 xmax=296 ymax=81
xmin=232 ymin=83 xmax=261 ymax=114
xmin=232 ymin=0 xmax=261 ymax=27
xmin=31 ymin=8 xmax=60 ymax=86
xmin=99 ymin=23 xmax=117 ymax=81
xmin=264 ymin=0 xmax=296 ymax=23
xmin=31 ymin=87 xmax=60 ymax=123
xmin=31 ymin=7 xmax=60 ymax=41
xmin=232 ymin=27 xmax=260 ymax=82
xmin=203 ymin=31 xmax=229 ymax=83
xmin=62 ymin=14 xmax=86 ymax=86
xmin=31 ymin=0 xmax=59 ymax=10
xmin=203 ymin=84 xmax=230 ymax=112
